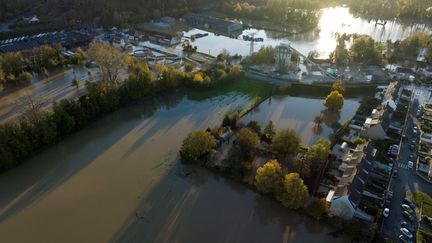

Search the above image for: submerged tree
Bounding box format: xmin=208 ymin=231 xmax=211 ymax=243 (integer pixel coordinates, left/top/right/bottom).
xmin=237 ymin=127 xmax=260 ymax=160
xmin=271 ymin=129 xmax=301 ymax=159
xmin=264 ymin=120 xmax=276 ymax=141
xmin=180 ymin=130 xmax=216 ymax=164
xmin=323 ymin=90 xmax=344 ymax=111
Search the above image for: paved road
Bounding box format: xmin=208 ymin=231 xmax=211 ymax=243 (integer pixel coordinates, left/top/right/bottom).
xmin=382 ymin=84 xmax=432 ymax=241
xmin=0 ymin=66 xmax=99 ymax=124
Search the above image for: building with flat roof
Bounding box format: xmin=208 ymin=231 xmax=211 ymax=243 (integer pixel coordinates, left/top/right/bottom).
xmin=183 ymin=13 xmax=243 ymax=35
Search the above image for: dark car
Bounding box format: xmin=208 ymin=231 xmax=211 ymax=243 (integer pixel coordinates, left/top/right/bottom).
xmin=402 ymin=211 xmax=414 ymax=221
xmin=403 ymin=198 xmax=416 ymax=210
xmin=401 ymin=221 xmax=415 ymax=232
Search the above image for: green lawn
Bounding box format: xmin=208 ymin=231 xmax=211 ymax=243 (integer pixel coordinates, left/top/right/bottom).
xmin=412 ymin=191 xmax=432 ymax=217
xmin=186 ymin=77 xmax=275 ymax=102
xmin=417 ymin=230 xmax=432 ymax=243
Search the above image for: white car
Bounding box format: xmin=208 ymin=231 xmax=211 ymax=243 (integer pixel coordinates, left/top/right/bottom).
xmin=383 ymin=208 xmax=390 ymax=218
xmin=400 ymin=228 xmax=413 ymax=239
xmin=408 ymin=161 xmax=414 ymax=170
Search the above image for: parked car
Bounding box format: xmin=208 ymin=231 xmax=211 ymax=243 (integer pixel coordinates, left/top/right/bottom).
xmin=401 ymin=221 xmax=415 ymax=232
xmin=408 ymin=161 xmax=414 ymax=170
xmin=403 ymin=199 xmax=416 ymax=210
xmin=400 ymin=228 xmax=413 ymax=239
xmin=399 ymin=234 xmax=413 ymax=243
xmin=402 ymin=204 xmax=414 ymax=214
xmin=403 ymin=211 xmax=414 ymax=221
xmin=383 ymin=208 xmax=390 ymax=218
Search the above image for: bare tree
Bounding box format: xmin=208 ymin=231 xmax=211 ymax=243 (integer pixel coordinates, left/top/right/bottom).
xmin=87 ymin=41 xmax=127 ymax=83
xmin=18 ymin=93 xmax=47 ymax=123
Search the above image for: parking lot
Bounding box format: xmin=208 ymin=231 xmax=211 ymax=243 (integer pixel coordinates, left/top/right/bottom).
xmin=382 ymin=84 xmax=432 ymax=241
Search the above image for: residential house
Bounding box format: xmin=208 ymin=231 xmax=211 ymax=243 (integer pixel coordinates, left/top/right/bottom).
xmin=327 ymin=143 xmax=368 ymax=220
xmin=361 ymin=106 xmax=391 ymax=140
xmin=348 ymin=144 xmax=390 ymax=221
xmin=396 ymin=67 xmax=414 ymax=81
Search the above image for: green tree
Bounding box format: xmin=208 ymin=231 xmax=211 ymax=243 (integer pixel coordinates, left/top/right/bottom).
xmin=255 ymin=159 xmax=283 ymax=194
xmin=330 ymin=37 xmax=349 ymax=65
xmin=277 ymin=173 xmax=309 ymax=209
xmin=237 ymin=127 xmax=260 ymax=160
xmin=291 ymin=52 xmax=300 ymax=64
xmin=264 ymin=120 xmax=276 ymax=141
xmin=292 ymin=153 xmax=311 ymax=179
xmin=180 ymin=130 xmax=216 ymax=164
xmin=307 ymin=198 xmax=329 ymax=220
xmin=352 ymin=137 xmax=366 ymax=146
xmin=308 ymin=139 xmax=331 ymax=164
xmin=246 ymin=120 xmax=261 ymax=135
xmin=250 ymin=46 xmax=275 ymax=64
xmin=18 ymin=71 xmax=32 ymax=83
xmin=122 ymin=62 xmax=153 ymax=101
xmin=331 ymin=80 xmax=346 ymax=95
xmin=399 ymin=32 xmax=430 ymax=60
xmin=72 ymin=78 xmax=80 ymax=88
xmin=323 ymin=90 xmax=344 ymax=111
xmin=271 ymin=129 xmax=301 ymax=158
xmin=52 ymin=101 xmax=76 ymax=137
xmin=222 ymin=112 xmax=240 ymax=129
xmin=349 ymin=35 xmax=384 ymax=65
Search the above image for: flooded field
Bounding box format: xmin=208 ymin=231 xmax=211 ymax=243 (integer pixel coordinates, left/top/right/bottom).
xmin=183 ymin=7 xmax=432 ymax=57
xmin=0 ymin=66 xmax=98 ymax=124
xmin=243 ymin=95 xmax=363 ymax=146
xmin=0 ymin=80 xmax=350 ymax=242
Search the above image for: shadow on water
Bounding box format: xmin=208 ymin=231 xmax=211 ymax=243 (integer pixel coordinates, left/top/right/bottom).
xmin=112 ymin=161 xmax=350 ymax=243
xmin=0 ymin=93 xmax=185 ymax=223
xmin=0 ymin=79 xmax=351 ymax=242
xmin=0 ymin=79 xmax=271 ymax=236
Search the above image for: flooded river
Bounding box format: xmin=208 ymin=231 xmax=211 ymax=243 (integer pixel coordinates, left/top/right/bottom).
xmin=184 ymin=7 xmax=432 ymax=57
xmin=243 ymin=95 xmax=362 ymax=146
xmin=0 ymin=81 xmax=350 ymax=242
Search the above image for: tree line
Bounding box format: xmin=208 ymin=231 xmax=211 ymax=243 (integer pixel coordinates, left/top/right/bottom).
xmin=0 ymin=41 xmax=242 ymax=171
xmin=0 ymin=0 xmax=228 ymax=29
xmin=329 ymin=32 xmax=432 ymax=66
xmin=349 ymin=0 xmax=432 ymax=22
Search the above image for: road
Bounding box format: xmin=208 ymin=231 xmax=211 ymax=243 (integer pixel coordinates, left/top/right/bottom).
xmin=382 ymin=84 xmax=432 ymax=241
xmin=0 ymin=66 xmax=99 ymax=124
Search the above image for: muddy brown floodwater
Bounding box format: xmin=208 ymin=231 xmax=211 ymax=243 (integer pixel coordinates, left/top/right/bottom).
xmin=0 ymin=89 xmax=350 ymax=243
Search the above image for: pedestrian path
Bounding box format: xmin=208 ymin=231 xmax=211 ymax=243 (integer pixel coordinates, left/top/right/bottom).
xmin=398 ymin=163 xmax=409 ymax=169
